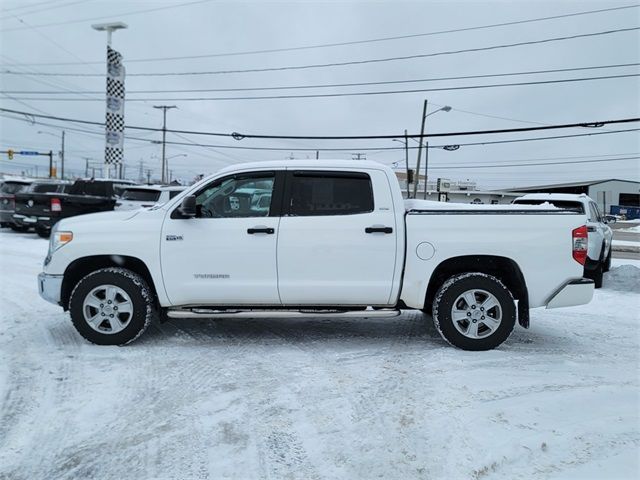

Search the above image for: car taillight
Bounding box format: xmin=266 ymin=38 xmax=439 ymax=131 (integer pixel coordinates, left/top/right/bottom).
xmin=51 ymin=197 xmax=62 ymax=213
xmin=572 ymin=225 xmax=588 ymax=265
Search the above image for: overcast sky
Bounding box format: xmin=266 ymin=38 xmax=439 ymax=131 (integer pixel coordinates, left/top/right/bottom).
xmin=1 ymin=0 xmax=639 ymax=188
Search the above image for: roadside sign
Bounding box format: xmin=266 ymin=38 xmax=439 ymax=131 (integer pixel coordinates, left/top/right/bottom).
xmin=19 ymin=151 xmax=39 ymax=156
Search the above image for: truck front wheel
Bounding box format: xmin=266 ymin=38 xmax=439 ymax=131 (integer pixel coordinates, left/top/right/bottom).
xmin=69 ymin=267 xmax=156 ymax=345
xmin=432 ymin=273 xmax=516 ymax=351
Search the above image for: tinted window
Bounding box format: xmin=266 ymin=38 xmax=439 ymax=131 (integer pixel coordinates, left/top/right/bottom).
xmin=69 ymin=181 xmax=110 ymax=196
xmin=619 ymin=193 xmax=640 ymax=206
xmin=288 ymin=172 xmax=373 ymax=216
xmin=168 ymin=190 xmax=184 ymax=199
xmin=196 ymin=172 xmax=275 ymax=218
xmin=0 ymin=182 xmax=30 ymax=194
xmin=121 ymin=189 xmax=161 ymax=202
xmin=30 ymin=183 xmax=62 ymax=194
xmin=513 ymin=199 xmax=584 ymax=213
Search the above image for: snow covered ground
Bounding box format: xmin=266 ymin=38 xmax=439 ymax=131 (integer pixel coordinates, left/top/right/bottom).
xmin=0 ymin=229 xmax=639 ymax=480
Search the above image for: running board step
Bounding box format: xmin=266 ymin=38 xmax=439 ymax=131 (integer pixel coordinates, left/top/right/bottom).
xmin=167 ymin=308 xmax=401 ymax=319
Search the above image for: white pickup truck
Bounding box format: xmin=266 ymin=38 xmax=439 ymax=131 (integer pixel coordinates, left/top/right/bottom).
xmin=38 ymin=160 xmax=594 ymax=350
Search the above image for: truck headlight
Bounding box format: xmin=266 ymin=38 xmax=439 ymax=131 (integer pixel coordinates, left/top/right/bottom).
xmin=50 ymin=231 xmax=73 ymax=254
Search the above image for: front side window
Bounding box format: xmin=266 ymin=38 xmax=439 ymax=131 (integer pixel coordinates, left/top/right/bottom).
xmin=121 ymin=189 xmax=161 ymax=202
xmin=195 ymin=172 xmax=275 ymax=218
xmin=288 ymin=172 xmax=373 ymax=216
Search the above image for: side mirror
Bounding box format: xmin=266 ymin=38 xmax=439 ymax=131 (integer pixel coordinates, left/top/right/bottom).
xmin=178 ymin=195 xmax=197 ymax=218
xmin=604 ymin=215 xmax=617 ymax=224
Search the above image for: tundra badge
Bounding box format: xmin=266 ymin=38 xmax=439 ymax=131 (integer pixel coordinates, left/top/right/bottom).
xmin=166 ymin=235 xmax=183 ymax=241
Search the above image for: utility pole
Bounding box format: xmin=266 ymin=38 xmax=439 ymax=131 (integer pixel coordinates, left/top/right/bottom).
xmin=403 ymin=129 xmax=410 ymax=198
xmin=413 ymin=100 xmax=428 ymax=199
xmin=146 ymin=168 xmax=152 ymax=184
xmin=423 ymin=141 xmax=429 ymax=199
xmin=84 ymin=158 xmax=90 ymax=177
xmin=48 ymin=150 xmax=53 ymax=178
xmin=60 ymin=130 xmax=65 ymax=179
xmin=138 ymin=160 xmax=144 ymax=183
xmin=153 ymin=105 xmax=177 ymax=184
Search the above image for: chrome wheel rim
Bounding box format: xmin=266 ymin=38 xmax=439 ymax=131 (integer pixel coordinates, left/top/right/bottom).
xmin=451 ymin=289 xmax=502 ymax=339
xmin=82 ymin=284 xmax=133 ymax=334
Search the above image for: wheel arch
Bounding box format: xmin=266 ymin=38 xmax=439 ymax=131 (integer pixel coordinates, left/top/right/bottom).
xmin=61 ymin=255 xmax=157 ymax=311
xmin=424 ymin=255 xmax=530 ymax=328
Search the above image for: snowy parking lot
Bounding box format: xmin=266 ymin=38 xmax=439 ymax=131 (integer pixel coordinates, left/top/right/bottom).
xmin=0 ymin=229 xmax=638 ymax=480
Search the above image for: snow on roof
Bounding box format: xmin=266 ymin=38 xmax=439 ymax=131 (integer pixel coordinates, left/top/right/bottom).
xmin=514 ymin=193 xmax=591 ymax=202
xmin=216 ymin=159 xmax=392 ymax=174
xmin=405 ymin=199 xmax=559 ymax=211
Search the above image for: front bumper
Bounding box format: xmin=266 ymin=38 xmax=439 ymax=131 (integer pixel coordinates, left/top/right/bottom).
xmin=38 ymin=272 xmax=63 ymax=306
xmin=546 ymin=278 xmax=594 ymax=309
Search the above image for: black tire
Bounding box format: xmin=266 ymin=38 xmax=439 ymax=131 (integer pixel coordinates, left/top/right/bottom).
xmin=603 ymin=246 xmax=612 ymax=273
xmin=69 ymin=267 xmax=156 ymax=345
xmin=590 ymin=263 xmax=604 ymax=289
xmin=9 ymin=224 xmax=30 ymax=233
xmin=35 ymin=226 xmax=50 ymax=238
xmin=432 ymin=273 xmax=516 ymax=351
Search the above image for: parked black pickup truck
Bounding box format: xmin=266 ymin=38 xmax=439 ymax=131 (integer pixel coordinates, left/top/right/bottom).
xmin=28 ymin=178 xmax=136 ymax=237
xmin=13 ymin=180 xmax=72 ymax=236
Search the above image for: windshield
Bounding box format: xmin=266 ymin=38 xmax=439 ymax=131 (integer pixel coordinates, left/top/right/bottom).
xmin=121 ymin=189 xmax=161 ymax=202
xmin=513 ymin=199 xmax=584 ymax=213
xmin=0 ymin=182 xmax=30 ymax=194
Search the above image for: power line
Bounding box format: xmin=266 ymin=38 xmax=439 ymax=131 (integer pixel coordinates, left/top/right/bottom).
xmin=425 ymin=156 xmax=640 ymax=169
xmin=4 ymin=62 xmax=637 ymax=95
xmin=2 ymin=111 xmax=639 ymax=152
xmin=0 ymin=0 xmax=92 ymax=21
xmin=1 ymin=107 xmax=638 ymax=140
xmin=0 ymin=0 xmax=216 ymax=33
xmin=2 ymin=4 xmax=637 ymax=65
xmin=7 ymin=73 xmax=638 ymax=102
xmin=5 ymin=27 xmax=638 ymax=77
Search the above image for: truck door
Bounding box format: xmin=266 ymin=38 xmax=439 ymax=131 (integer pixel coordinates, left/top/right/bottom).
xmin=161 ymin=171 xmax=283 ymax=306
xmin=277 ymin=169 xmax=398 ymax=306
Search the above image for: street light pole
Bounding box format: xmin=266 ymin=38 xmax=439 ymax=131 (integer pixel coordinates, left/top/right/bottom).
xmin=413 ymin=100 xmax=428 ymax=199
xmin=412 ymin=101 xmax=452 ymax=199
xmin=154 ymin=105 xmax=177 ymax=184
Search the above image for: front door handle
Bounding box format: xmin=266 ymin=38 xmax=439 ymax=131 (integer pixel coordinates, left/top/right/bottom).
xmin=365 ymin=226 xmax=393 ymax=234
xmin=247 ymin=227 xmax=275 ymax=234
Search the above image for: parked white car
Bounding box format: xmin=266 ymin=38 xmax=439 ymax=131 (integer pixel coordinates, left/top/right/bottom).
xmin=512 ymin=193 xmax=614 ymax=288
xmin=38 ymin=160 xmax=594 ymax=350
xmin=115 ymin=185 xmax=186 ymax=211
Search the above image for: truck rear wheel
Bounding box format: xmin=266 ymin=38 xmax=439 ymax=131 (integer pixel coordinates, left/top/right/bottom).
xmin=69 ymin=267 xmax=156 ymax=345
xmin=432 ymin=273 xmax=516 ymax=351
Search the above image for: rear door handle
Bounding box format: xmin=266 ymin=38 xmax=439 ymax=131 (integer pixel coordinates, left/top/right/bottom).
xmin=365 ymin=226 xmax=393 ymax=234
xmin=247 ymin=227 xmax=275 ymax=234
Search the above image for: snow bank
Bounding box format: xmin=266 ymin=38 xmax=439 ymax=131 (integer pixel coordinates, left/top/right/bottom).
xmin=603 ymin=264 xmax=640 ymax=292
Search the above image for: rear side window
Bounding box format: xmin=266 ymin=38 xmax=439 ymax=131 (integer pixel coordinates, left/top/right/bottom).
xmin=288 ymin=171 xmax=374 ymax=216
xmin=1 ymin=182 xmax=29 ymax=194
xmin=69 ymin=181 xmax=109 ymax=196
xmin=30 ymin=183 xmax=61 ymax=194
xmin=121 ymin=189 xmax=161 ymax=202
xmin=168 ymin=190 xmax=184 ymax=199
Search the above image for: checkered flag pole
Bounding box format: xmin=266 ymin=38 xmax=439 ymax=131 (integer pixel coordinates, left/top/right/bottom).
xmin=104 ymin=46 xmax=125 ymax=166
